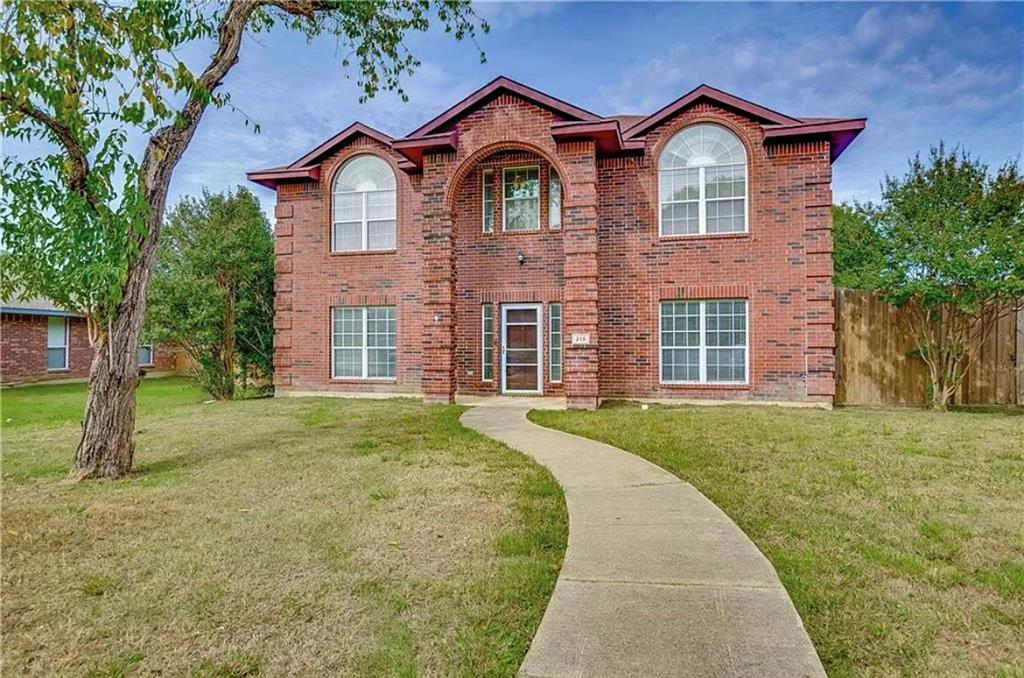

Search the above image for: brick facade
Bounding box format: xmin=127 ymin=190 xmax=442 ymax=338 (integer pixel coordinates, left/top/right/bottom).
xmin=1 ymin=313 xmax=177 ymax=385
xmin=253 ymin=78 xmax=864 ymax=407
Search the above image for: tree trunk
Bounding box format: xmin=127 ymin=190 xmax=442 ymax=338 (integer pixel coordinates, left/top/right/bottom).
xmin=69 ymin=240 xmax=153 ymax=479
xmin=223 ymin=287 xmax=236 ymax=399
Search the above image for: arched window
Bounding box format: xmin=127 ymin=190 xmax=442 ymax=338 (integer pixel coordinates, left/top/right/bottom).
xmin=659 ymin=124 xmax=747 ymax=236
xmin=332 ymin=155 xmax=396 ymax=251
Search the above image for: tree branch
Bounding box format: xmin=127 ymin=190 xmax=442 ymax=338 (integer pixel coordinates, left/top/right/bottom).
xmin=0 ymin=93 xmax=97 ymax=209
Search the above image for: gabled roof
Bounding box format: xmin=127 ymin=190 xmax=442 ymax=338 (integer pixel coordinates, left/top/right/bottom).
xmin=405 ymin=76 xmax=600 ymax=138
xmin=623 ymin=84 xmax=801 ymax=138
xmin=1 ymin=294 xmax=81 ymax=317
xmin=290 ymin=122 xmax=394 ymax=168
xmin=248 ymin=76 xmax=867 ymax=188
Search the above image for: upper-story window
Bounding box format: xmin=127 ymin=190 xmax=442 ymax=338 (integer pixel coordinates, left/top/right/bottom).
xmin=659 ymin=124 xmax=747 ymax=236
xmin=503 ymin=166 xmax=540 ymax=232
xmin=332 ymin=155 xmax=396 ymax=251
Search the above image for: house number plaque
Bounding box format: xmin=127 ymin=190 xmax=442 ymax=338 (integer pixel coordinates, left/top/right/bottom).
xmin=571 ymin=332 xmax=591 ymax=346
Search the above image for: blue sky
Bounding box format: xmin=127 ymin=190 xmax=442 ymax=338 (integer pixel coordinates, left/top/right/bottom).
xmin=14 ymin=2 xmax=1024 ymax=221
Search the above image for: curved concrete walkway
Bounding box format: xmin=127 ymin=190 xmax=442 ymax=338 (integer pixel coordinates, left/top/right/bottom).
xmin=460 ymin=402 xmax=825 ymax=678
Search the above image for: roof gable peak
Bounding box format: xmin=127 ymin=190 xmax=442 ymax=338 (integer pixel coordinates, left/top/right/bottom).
xmin=406 ymin=75 xmax=600 ymax=138
xmin=623 ymin=84 xmax=801 ymax=138
xmin=289 ymin=122 xmax=393 ymax=169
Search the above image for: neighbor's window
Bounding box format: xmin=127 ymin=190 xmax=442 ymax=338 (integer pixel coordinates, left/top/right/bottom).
xmin=482 ymin=169 xmax=494 ymax=233
xmin=331 ymin=306 xmax=396 ymax=379
xmin=47 ymin=316 xmax=68 ymax=370
xmin=659 ymin=124 xmax=747 ymax=236
xmin=660 ymin=299 xmax=747 ymax=383
xmin=481 ymin=303 xmax=494 ymax=381
xmin=138 ymin=344 xmax=154 ymax=366
xmin=332 ymin=155 xmax=396 ymax=251
xmin=549 ymin=303 xmax=562 ymax=383
xmin=549 ymin=175 xmax=562 ymax=229
xmin=503 ymin=166 xmax=540 ymax=232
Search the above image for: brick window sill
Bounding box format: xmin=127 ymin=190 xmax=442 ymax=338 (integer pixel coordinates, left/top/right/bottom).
xmin=328 ymin=379 xmax=398 ymax=384
xmin=660 ymin=382 xmax=752 ymax=391
xmin=328 ymin=249 xmax=397 ymax=257
xmin=659 ymin=232 xmax=751 ymax=243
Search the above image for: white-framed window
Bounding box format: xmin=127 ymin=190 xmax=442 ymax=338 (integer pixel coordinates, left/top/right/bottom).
xmin=503 ymin=166 xmax=540 ymax=232
xmin=659 ymin=124 xmax=747 ymax=236
xmin=331 ymin=306 xmax=396 ymax=379
xmin=332 ymin=155 xmax=396 ymax=252
xmin=482 ymin=169 xmax=494 ymax=233
xmin=549 ymin=175 xmax=562 ymax=229
xmin=660 ymin=299 xmax=747 ymax=384
xmin=549 ymin=303 xmax=562 ymax=383
xmin=46 ymin=316 xmax=69 ymax=370
xmin=481 ymin=303 xmax=494 ymax=381
xmin=138 ymin=344 xmax=154 ymax=366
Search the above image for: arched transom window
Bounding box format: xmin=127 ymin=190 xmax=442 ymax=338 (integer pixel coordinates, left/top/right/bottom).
xmin=332 ymin=155 xmax=396 ymax=251
xmin=659 ymin=124 xmax=747 ymax=236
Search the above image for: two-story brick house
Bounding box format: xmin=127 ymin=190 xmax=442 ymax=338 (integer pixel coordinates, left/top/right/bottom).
xmin=248 ymin=77 xmax=864 ymax=409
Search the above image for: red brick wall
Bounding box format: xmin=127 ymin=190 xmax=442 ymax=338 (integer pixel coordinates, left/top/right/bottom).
xmin=1 ymin=313 xmax=180 ymax=385
xmin=270 ymin=95 xmax=835 ymax=404
xmin=1 ymin=314 xmax=91 ymax=384
xmin=597 ymin=102 xmax=833 ymax=402
xmin=272 ymin=136 xmax=424 ymax=395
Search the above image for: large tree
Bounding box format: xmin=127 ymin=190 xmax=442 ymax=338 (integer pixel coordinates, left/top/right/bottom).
xmin=832 ymin=203 xmax=885 ymax=290
xmin=875 ymin=145 xmax=1024 ymax=409
xmin=147 ymin=187 xmax=274 ymax=400
xmin=0 ymin=0 xmax=486 ymax=479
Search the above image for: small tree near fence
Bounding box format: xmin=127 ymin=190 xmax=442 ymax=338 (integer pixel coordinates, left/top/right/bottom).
xmin=147 ymin=188 xmax=273 ymax=399
xmin=871 ymin=144 xmax=1024 ymax=409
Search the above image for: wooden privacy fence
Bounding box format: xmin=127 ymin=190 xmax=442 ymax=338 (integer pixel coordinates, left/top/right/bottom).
xmin=835 ymin=289 xmax=1023 ymax=406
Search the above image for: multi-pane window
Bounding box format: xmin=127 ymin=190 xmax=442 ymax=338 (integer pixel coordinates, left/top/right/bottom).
xmin=660 ymin=299 xmax=747 ymax=384
xmin=549 ymin=303 xmax=562 ymax=383
xmin=47 ymin=316 xmax=68 ymax=370
xmin=549 ymin=175 xmax=562 ymax=229
xmin=503 ymin=166 xmax=540 ymax=232
xmin=331 ymin=306 xmax=396 ymax=379
xmin=482 ymin=169 xmax=494 ymax=233
xmin=332 ymin=155 xmax=397 ymax=251
xmin=138 ymin=344 xmax=154 ymax=366
xmin=481 ymin=303 xmax=494 ymax=381
xmin=659 ymin=124 xmax=747 ymax=236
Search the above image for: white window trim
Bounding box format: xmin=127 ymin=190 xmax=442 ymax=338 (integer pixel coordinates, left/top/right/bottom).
xmin=549 ymin=175 xmax=562 ymax=230
xmin=481 ymin=303 xmax=494 ymax=381
xmin=330 ymin=306 xmax=397 ymax=381
xmin=331 ymin=187 xmax=396 ymax=252
xmin=502 ymin=165 xmax=541 ymax=232
xmin=659 ymin=299 xmax=749 ymax=385
xmin=657 ymin=126 xmax=749 ymax=238
xmin=500 ymin=303 xmax=543 ymax=395
xmin=482 ymin=169 xmax=494 ymax=233
xmin=46 ymin=316 xmax=69 ymax=371
xmin=138 ymin=344 xmax=155 ymax=367
xmin=549 ymin=302 xmax=562 ymax=383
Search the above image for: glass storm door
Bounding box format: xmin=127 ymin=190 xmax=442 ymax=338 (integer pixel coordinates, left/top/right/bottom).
xmin=501 ymin=304 xmax=542 ymax=394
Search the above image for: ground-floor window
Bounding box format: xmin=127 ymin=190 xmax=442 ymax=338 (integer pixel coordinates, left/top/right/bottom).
xmin=660 ymin=299 xmax=747 ymax=384
xmin=481 ymin=303 xmax=494 ymax=381
xmin=138 ymin=344 xmax=154 ymax=366
xmin=46 ymin=316 xmax=68 ymax=370
xmin=331 ymin=306 xmax=396 ymax=379
xmin=549 ymin=303 xmax=562 ymax=382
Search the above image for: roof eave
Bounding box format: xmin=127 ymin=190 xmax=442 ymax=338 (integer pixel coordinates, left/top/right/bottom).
xmin=246 ymin=165 xmax=321 ymax=190
xmin=391 ymin=131 xmax=458 ymax=166
xmin=762 ymin=119 xmax=867 ymax=163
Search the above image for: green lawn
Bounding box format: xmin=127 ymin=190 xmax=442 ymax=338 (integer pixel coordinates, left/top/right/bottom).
xmin=1 ymin=379 xmax=567 ymax=676
xmin=530 ymin=402 xmax=1024 ymax=677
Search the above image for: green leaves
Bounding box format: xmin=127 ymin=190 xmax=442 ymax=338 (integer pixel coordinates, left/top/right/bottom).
xmin=876 ymin=144 xmax=1024 ymax=312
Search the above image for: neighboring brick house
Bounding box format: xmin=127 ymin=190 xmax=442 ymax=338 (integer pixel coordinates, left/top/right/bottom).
xmin=1 ymin=298 xmax=177 ymax=385
xmin=248 ymin=77 xmax=865 ymax=408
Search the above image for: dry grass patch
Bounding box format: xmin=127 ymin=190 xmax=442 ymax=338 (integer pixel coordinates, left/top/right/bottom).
xmin=530 ymin=402 xmax=1024 ymax=677
xmin=2 ymin=381 xmax=566 ymax=677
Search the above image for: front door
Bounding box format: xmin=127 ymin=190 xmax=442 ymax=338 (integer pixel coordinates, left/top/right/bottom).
xmin=501 ymin=304 xmax=542 ymax=395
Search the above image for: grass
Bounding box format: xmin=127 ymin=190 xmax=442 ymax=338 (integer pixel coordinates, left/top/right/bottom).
xmin=1 ymin=379 xmax=567 ymax=676
xmin=530 ymin=402 xmax=1024 ymax=677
